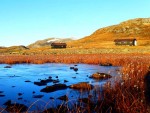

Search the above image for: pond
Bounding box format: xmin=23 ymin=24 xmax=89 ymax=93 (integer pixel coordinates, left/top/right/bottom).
xmin=0 ymin=63 xmax=121 ymax=112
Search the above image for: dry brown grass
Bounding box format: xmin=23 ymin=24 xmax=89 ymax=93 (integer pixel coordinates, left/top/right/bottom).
xmin=101 ymin=61 xmax=149 ymax=113
xmin=0 ymin=53 xmax=149 ymax=65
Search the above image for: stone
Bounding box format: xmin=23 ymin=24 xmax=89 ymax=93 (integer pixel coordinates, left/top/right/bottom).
xmin=4 ymin=65 xmax=12 ymax=68
xmin=74 ymin=68 xmax=78 ymax=71
xmin=70 ymin=82 xmax=93 ymax=90
xmin=34 ymin=78 xmax=53 ymax=86
xmin=64 ymin=80 xmax=68 ymax=83
xmin=40 ymin=78 xmax=53 ymax=83
xmin=25 ymin=80 xmax=31 ymax=82
xmin=33 ymin=95 xmax=44 ymax=98
xmin=90 ymin=72 xmax=112 ymax=80
xmin=40 ymin=84 xmax=67 ymax=93
xmin=70 ymin=67 xmax=74 ymax=69
xmin=0 ymin=94 xmax=5 ymax=97
xmin=18 ymin=93 xmax=23 ymax=96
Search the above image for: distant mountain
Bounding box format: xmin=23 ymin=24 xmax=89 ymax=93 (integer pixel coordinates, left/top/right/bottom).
xmin=28 ymin=38 xmax=73 ymax=48
xmin=68 ymin=18 xmax=150 ymax=48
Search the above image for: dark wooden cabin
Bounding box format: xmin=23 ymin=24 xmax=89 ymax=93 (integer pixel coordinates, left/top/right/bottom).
xmin=51 ymin=42 xmax=67 ymax=48
xmin=114 ymin=39 xmax=137 ymax=46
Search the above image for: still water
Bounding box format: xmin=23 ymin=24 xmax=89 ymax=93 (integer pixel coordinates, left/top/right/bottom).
xmin=0 ymin=63 xmax=121 ymax=111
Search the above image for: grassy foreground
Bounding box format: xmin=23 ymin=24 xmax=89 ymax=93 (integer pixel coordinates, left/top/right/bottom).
xmin=0 ymin=53 xmax=150 ymax=112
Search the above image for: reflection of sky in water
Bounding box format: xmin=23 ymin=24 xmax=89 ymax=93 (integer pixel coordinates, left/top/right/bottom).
xmin=0 ymin=63 xmax=121 ymax=111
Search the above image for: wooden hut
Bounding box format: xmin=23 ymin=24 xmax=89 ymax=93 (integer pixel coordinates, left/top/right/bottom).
xmin=51 ymin=42 xmax=67 ymax=48
xmin=114 ymin=39 xmax=137 ymax=46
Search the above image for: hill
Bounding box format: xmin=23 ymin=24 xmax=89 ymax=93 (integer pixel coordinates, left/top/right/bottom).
xmin=0 ymin=45 xmax=29 ymax=54
xmin=28 ymin=38 xmax=73 ymax=48
xmin=68 ymin=18 xmax=150 ymax=48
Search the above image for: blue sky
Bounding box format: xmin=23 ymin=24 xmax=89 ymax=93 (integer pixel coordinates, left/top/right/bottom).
xmin=0 ymin=0 xmax=150 ymax=47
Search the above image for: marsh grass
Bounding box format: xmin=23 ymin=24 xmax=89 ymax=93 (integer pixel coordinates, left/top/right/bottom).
xmin=0 ymin=54 xmax=150 ymax=112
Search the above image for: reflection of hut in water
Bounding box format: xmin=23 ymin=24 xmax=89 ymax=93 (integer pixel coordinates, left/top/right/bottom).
xmin=114 ymin=39 xmax=137 ymax=46
xmin=51 ymin=42 xmax=67 ymax=48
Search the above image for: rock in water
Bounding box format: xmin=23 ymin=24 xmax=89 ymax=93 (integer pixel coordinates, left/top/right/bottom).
xmin=90 ymin=72 xmax=112 ymax=80
xmin=4 ymin=65 xmax=12 ymax=68
xmin=40 ymin=84 xmax=67 ymax=93
xmin=33 ymin=95 xmax=44 ymax=98
xmin=70 ymin=82 xmax=93 ymax=90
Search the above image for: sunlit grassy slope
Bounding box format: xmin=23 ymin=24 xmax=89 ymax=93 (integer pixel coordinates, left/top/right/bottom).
xmin=68 ymin=18 xmax=150 ymax=48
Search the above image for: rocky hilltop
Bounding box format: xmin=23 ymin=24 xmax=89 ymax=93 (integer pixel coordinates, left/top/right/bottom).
xmin=68 ymin=18 xmax=150 ymax=48
xmin=92 ymin=18 xmax=150 ymax=37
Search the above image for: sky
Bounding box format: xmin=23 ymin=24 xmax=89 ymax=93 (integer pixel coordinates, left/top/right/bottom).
xmin=0 ymin=0 xmax=150 ymax=47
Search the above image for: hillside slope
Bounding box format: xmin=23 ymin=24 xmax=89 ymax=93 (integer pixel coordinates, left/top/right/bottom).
xmin=68 ymin=18 xmax=150 ymax=48
xmin=28 ymin=38 xmax=73 ymax=48
xmin=0 ymin=45 xmax=29 ymax=54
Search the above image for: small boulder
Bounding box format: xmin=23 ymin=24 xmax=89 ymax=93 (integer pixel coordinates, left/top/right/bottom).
xmin=25 ymin=80 xmax=31 ymax=82
xmin=49 ymin=76 xmax=52 ymax=79
xmin=74 ymin=68 xmax=78 ymax=71
xmin=72 ymin=76 xmax=76 ymax=79
xmin=34 ymin=78 xmax=53 ymax=86
xmin=0 ymin=94 xmax=5 ymax=97
xmin=41 ymin=78 xmax=53 ymax=83
xmin=4 ymin=65 xmax=12 ymax=68
xmin=40 ymin=84 xmax=67 ymax=93
xmin=18 ymin=93 xmax=23 ymax=96
xmin=70 ymin=67 xmax=74 ymax=69
xmin=64 ymin=80 xmax=68 ymax=83
xmin=90 ymin=72 xmax=112 ymax=80
xmin=33 ymin=95 xmax=44 ymax=98
xmin=70 ymin=82 xmax=93 ymax=90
